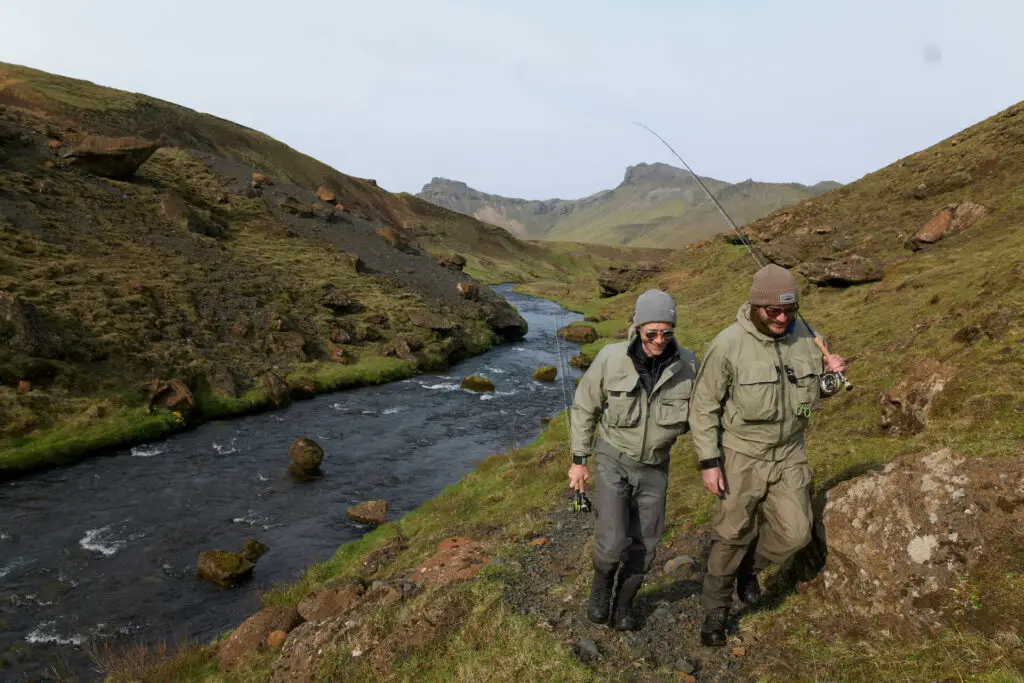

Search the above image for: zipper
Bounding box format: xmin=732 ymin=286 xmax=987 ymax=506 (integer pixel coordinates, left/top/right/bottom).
xmin=775 ymin=341 xmax=786 ymax=450
xmin=640 ymin=389 xmax=651 ymax=463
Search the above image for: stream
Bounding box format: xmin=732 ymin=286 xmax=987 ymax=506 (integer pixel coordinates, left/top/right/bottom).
xmin=0 ymin=285 xmax=583 ymax=682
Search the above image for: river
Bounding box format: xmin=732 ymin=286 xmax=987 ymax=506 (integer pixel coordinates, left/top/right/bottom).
xmin=0 ymin=285 xmax=583 ymax=682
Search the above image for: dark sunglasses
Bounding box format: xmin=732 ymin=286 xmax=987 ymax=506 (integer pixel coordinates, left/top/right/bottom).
xmin=761 ymin=304 xmax=799 ymax=318
xmin=642 ymin=329 xmax=674 ymax=341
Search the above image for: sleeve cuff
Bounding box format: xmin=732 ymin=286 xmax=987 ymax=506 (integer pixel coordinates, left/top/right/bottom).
xmin=572 ymin=454 xmax=589 ymax=465
xmin=699 ymin=457 xmax=722 ymax=470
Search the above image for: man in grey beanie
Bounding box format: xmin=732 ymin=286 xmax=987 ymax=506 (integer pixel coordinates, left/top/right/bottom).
xmin=688 ymin=264 xmax=847 ymax=646
xmin=569 ymin=289 xmax=700 ymax=630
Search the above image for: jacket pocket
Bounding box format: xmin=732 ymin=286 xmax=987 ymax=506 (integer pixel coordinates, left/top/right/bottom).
xmin=788 ymin=356 xmax=822 ymax=412
xmin=654 ymin=379 xmax=692 ymax=429
xmin=604 ymin=374 xmax=641 ymax=427
xmin=732 ymin=362 xmax=778 ymax=421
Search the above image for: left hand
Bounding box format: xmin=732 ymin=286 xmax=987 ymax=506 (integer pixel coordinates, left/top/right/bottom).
xmin=824 ymin=353 xmax=848 ymax=374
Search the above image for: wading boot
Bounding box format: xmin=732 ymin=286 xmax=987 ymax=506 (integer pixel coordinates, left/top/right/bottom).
xmin=611 ymin=573 xmax=644 ymax=631
xmin=587 ymin=568 xmax=615 ymax=624
xmin=737 ymin=570 xmax=762 ymax=608
xmin=700 ymin=607 xmax=729 ymax=647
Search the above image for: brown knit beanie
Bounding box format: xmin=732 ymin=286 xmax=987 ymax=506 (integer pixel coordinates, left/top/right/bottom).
xmin=749 ymin=264 xmax=798 ymax=306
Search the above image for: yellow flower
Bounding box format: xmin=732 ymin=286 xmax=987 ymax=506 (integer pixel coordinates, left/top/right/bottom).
xmin=171 ymin=411 xmax=185 ymax=424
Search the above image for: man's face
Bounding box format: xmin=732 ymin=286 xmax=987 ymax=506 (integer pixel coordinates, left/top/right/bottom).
xmin=639 ymin=322 xmax=674 ymax=357
xmin=754 ymin=304 xmax=798 ymax=337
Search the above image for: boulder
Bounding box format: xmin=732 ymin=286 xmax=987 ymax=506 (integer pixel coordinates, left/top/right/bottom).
xmin=569 ymin=354 xmax=591 ymax=369
xmin=0 ymin=294 xmax=57 ymax=358
xmin=375 ymin=225 xmax=412 ymax=252
xmin=558 ymin=324 xmax=599 ymax=344
xmin=951 ymin=200 xmax=989 ymax=232
xmin=909 ymin=201 xmax=990 ymax=250
xmin=346 ymin=500 xmax=388 ymax=525
xmin=288 ymin=437 xmax=324 ymax=472
xmin=267 ymin=631 xmax=288 ymax=649
xmin=250 ymin=172 xmax=268 ymax=188
xmin=62 ymin=135 xmax=160 ymax=179
xmin=241 ymin=539 xmax=269 ymax=564
xmin=17 ymin=380 xmax=31 ymax=393
xmin=217 ymin=606 xmax=304 ymax=671
xmin=200 ymin=368 xmax=237 ymax=398
xmin=481 ymin=301 xmax=528 ymax=341
xmin=460 ymin=375 xmax=494 ymax=393
xmin=259 ymin=371 xmax=291 ymax=408
xmin=815 ymin=447 xmax=1024 ymax=633
xmin=532 ymin=365 xmax=557 ymax=382
xmin=320 ymin=284 xmax=355 ymax=313
xmin=297 ymin=576 xmax=366 ymax=621
xmin=797 ymin=255 xmax=885 ymax=286
xmin=315 ymin=185 xmax=336 ymax=203
xmin=455 ymin=281 xmax=478 ymax=300
xmin=912 ymin=208 xmax=954 ymax=245
xmin=196 ymin=550 xmax=254 ymax=588
xmin=435 ymin=252 xmax=467 ymax=271
xmin=361 ymin=535 xmax=408 ymax=576
xmin=278 ymin=196 xmax=314 ymax=218
xmin=597 ymin=265 xmax=658 ymax=298
xmin=337 ymin=251 xmax=365 ymax=274
xmin=327 ymin=342 xmax=350 ymax=364
xmin=407 ymin=309 xmax=456 ymax=331
xmin=879 ymin=360 xmax=955 ymax=436
xmin=329 ymin=326 xmax=352 ymax=344
xmin=160 ymin=195 xmax=224 ymax=238
xmin=146 ymin=379 xmax=195 ymax=416
xmin=760 ymin=236 xmax=809 ymax=268
xmin=413 ymin=537 xmax=488 ymax=587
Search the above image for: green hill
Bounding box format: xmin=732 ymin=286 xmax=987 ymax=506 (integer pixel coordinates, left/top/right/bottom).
xmin=417 ymin=163 xmax=841 ymax=247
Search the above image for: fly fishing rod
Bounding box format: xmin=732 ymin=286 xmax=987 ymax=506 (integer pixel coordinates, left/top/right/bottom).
xmin=633 ymin=122 xmax=853 ymax=395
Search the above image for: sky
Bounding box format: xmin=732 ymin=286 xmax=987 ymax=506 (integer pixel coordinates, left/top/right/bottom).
xmin=1 ymin=1 xmax=1023 ymax=199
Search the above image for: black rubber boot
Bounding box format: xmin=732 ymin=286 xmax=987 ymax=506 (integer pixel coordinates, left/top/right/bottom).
xmin=737 ymin=570 xmax=762 ymax=607
xmin=700 ymin=607 xmax=729 ymax=647
xmin=587 ymin=568 xmax=616 ymax=624
xmin=611 ymin=573 xmax=644 ymax=630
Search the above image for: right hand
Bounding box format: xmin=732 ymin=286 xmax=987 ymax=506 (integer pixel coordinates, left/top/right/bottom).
xmin=702 ymin=466 xmax=726 ymax=496
xmin=568 ymin=463 xmax=589 ymax=492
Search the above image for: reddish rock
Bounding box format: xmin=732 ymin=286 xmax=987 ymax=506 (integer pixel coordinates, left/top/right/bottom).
xmin=329 ymin=327 xmax=352 ymax=344
xmin=346 ymin=500 xmax=388 ymax=525
xmin=914 ymin=208 xmax=954 ymax=244
xmin=251 ymin=172 xmax=268 ymax=188
xmin=435 ymin=252 xmax=467 ymax=271
xmin=47 ymin=139 xmax=61 ymax=150
xmin=16 ymin=380 xmax=30 ymax=393
xmin=455 ymin=281 xmax=478 ymax=300
xmin=63 ymin=135 xmax=160 ymax=178
xmin=315 ymin=185 xmax=336 ymax=203
xmin=413 ymin=537 xmax=488 ymax=586
xmin=327 ymin=342 xmax=349 ymax=364
xmin=266 ymin=630 xmax=288 ymax=649
xmin=146 ymin=379 xmax=195 ymax=416
xmin=217 ymin=606 xmax=303 ymax=670
xmin=297 ymin=576 xmax=366 ymax=621
xmin=797 ymin=255 xmax=885 ymax=286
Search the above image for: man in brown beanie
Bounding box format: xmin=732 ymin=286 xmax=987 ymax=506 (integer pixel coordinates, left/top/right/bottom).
xmin=569 ymin=289 xmax=700 ymax=630
xmin=688 ymin=264 xmax=847 ymax=646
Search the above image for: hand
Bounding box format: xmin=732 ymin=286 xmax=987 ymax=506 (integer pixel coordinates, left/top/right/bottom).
xmin=824 ymin=353 xmax=848 ymax=374
xmin=702 ymin=466 xmax=726 ymax=496
xmin=568 ymin=463 xmax=589 ymax=492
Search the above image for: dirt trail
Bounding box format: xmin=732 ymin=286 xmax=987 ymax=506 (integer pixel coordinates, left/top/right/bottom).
xmin=504 ymin=496 xmax=762 ymax=682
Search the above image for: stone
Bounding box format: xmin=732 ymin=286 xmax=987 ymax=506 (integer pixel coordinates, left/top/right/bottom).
xmin=338 ymin=251 xmax=365 ymax=273
xmin=196 ymin=550 xmax=254 ymax=588
xmin=455 ymin=281 xmax=478 ymax=300
xmin=216 ymin=606 xmax=303 ymax=670
xmin=146 ymin=379 xmax=195 ymax=416
xmin=412 ymin=537 xmax=488 ymax=586
xmin=297 ymin=576 xmax=366 ymax=621
xmin=327 ymin=342 xmax=350 ymax=364
xmin=814 ymin=447 xmax=1024 ymax=633
xmin=481 ymin=300 xmax=529 ymax=341
xmin=558 ymin=324 xmax=598 ymax=344
xmin=361 ymin=535 xmax=408 ymax=575
xmin=435 ymin=252 xmax=467 ymax=271
xmin=250 ymin=172 xmax=268 ymax=188
xmin=330 ymin=326 xmax=352 ymax=344
xmin=597 ymin=265 xmax=658 ymax=298
xmin=62 ymin=135 xmax=160 ymax=178
xmin=315 ymin=185 xmax=336 ymax=203
xmin=278 ymin=196 xmax=314 ymax=218
xmin=0 ymin=294 xmax=57 ymax=358
xmin=760 ymin=236 xmax=808 ymax=268
xmin=266 ymin=630 xmax=288 ymax=649
xmin=16 ymin=380 xmax=30 ymax=393
xmin=375 ymin=225 xmax=410 ymax=252
xmin=573 ymin=638 xmax=600 ymax=663
xmin=460 ymin=375 xmax=495 ymax=392
xmin=160 ymin=195 xmax=224 ymax=238
xmin=570 ymin=354 xmax=591 ymax=369
xmin=320 ymin=284 xmax=355 ymax=313
xmin=663 ymin=555 xmax=696 ymax=574
xmin=879 ymin=360 xmax=955 ymax=436
xmin=241 ymin=539 xmax=269 ymax=564
xmin=532 ymin=365 xmax=557 ymax=382
xmin=407 ymin=309 xmax=456 ymax=331
xmin=951 ymin=201 xmax=989 ymax=232
xmin=288 ymin=437 xmax=324 ymax=472
xmin=259 ymin=371 xmax=291 ymax=408
xmin=201 ymin=368 xmax=237 ymax=398
xmin=346 ymin=500 xmax=388 ymax=525
xmin=797 ymin=255 xmax=885 ymax=286
xmin=913 ymin=208 xmax=954 ymax=245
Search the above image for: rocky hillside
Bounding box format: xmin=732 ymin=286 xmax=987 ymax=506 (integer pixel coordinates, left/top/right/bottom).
xmin=417 ymin=164 xmax=840 ymax=247
xmin=137 ymin=100 xmax=1024 ymax=681
xmin=0 ymin=62 xmax=652 ymax=476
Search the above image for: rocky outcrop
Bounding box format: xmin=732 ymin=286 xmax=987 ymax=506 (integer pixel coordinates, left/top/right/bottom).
xmin=815 ymin=447 xmax=1024 ymax=633
xmin=480 ymin=300 xmax=528 ymax=341
xmin=320 ymin=284 xmax=356 ymax=313
xmin=597 ymin=265 xmax=658 ymax=298
xmin=879 ymin=360 xmax=955 ymax=436
xmin=407 ymin=309 xmax=456 ymax=332
xmin=0 ymin=294 xmax=57 ymax=358
xmin=797 ymin=255 xmax=884 ymax=286
xmin=242 ymin=539 xmax=269 ymax=564
xmin=760 ymin=236 xmax=809 ymax=268
xmin=346 ymin=499 xmax=388 ymax=525
xmin=288 ymin=437 xmax=324 ymax=473
xmin=455 ymin=281 xmax=478 ymax=300
xmin=460 ymin=375 xmax=494 ymax=393
xmin=413 ymin=537 xmax=488 ymax=586
xmin=298 ymin=576 xmax=366 ymax=621
xmin=217 ymin=606 xmax=304 ymax=671
xmin=62 ymin=135 xmax=160 ymax=178
xmin=558 ymin=324 xmax=598 ymax=344
xmin=145 ymin=379 xmax=195 ymax=416
xmin=160 ymin=195 xmax=224 ymax=238
xmin=259 ymin=371 xmax=291 ymax=408
xmin=532 ymin=365 xmax=557 ymax=382
xmin=909 ymin=201 xmax=990 ymax=249
xmin=435 ymin=252 xmax=467 ymax=272
xmin=315 ymin=185 xmax=336 ymax=203
xmin=278 ymin=196 xmax=314 ymax=218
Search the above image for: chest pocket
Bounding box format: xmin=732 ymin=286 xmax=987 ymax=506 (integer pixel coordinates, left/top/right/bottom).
xmin=604 ymin=374 xmax=641 ymax=428
xmin=732 ymin=361 xmax=779 ymax=421
xmin=654 ymin=379 xmax=693 ymax=428
xmin=788 ymin=356 xmax=823 ymax=412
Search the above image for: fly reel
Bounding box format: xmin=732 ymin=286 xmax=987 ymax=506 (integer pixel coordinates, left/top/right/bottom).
xmin=820 ymin=371 xmax=853 ymax=397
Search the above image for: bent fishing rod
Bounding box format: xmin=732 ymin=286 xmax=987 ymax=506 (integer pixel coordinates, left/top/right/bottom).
xmin=633 ymin=122 xmax=853 ymax=395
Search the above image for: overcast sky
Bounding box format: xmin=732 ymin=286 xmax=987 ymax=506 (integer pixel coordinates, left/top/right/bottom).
xmin=2 ymin=1 xmax=1022 ymax=199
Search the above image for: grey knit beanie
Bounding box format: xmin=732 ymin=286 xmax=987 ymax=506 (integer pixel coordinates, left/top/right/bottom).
xmin=749 ymin=264 xmax=799 ymax=307
xmin=633 ymin=289 xmax=676 ymax=327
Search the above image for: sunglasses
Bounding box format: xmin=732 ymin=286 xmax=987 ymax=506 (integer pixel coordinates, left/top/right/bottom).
xmin=642 ymin=329 xmax=675 ymax=341
xmin=761 ymin=305 xmax=799 ymax=318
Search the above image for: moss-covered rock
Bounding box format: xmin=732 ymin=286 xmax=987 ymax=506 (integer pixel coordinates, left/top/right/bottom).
xmin=288 ymin=437 xmax=324 ymax=472
xmin=196 ymin=550 xmax=254 ymax=588
xmin=460 ymin=375 xmax=495 ymax=392
xmin=532 ymin=365 xmax=557 ymax=382
xmin=558 ymin=324 xmax=598 ymax=344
